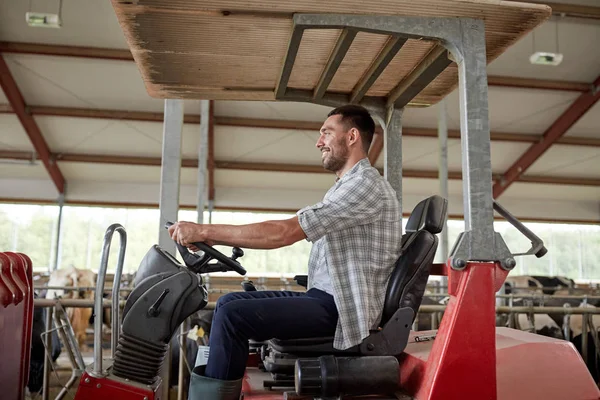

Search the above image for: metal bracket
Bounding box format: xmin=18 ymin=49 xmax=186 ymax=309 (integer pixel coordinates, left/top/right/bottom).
xmin=449 ymin=231 xmax=514 ymax=271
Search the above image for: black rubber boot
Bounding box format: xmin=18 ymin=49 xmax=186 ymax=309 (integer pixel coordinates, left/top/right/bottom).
xmin=189 ymin=367 xmax=243 ymax=400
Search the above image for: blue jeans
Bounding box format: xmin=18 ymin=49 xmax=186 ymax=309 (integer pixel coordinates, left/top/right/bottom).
xmin=204 ymin=288 xmax=338 ymax=380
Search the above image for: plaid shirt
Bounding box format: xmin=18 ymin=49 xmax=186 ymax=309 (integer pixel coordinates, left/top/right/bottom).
xmin=297 ymin=158 xmax=402 ymax=349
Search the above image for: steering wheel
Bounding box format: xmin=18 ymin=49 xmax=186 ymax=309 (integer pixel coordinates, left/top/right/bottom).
xmin=164 ymin=222 xmax=247 ymax=276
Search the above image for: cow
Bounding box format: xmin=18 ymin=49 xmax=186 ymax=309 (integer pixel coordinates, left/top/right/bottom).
xmin=45 ymin=267 xmax=96 ymax=350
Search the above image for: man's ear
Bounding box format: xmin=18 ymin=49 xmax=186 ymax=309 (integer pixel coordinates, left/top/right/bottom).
xmin=348 ymin=128 xmax=360 ymax=146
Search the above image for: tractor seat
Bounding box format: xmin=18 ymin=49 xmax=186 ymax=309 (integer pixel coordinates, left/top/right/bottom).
xmin=261 ymin=195 xmax=448 ymax=372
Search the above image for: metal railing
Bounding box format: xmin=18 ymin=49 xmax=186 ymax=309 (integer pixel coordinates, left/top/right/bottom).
xmin=92 ymin=224 xmax=127 ymax=378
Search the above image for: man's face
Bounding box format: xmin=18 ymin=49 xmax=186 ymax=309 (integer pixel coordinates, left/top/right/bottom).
xmin=316 ymin=114 xmax=350 ymax=173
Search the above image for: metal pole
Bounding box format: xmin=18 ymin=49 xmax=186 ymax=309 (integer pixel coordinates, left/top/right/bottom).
xmin=52 ymin=192 xmax=65 ymax=271
xmin=34 ymin=298 xmax=126 ymax=307
xmin=176 ymin=100 xmax=209 ymax=400
xmin=563 ymin=304 xmax=572 ymax=342
xmin=111 ymin=229 xmax=127 ymax=358
xmin=208 ymin=199 xmax=214 ymax=224
xmin=158 ymin=99 xmax=184 ymax=254
xmin=42 ymin=307 xmax=53 ymax=400
xmin=578 ymin=230 xmax=584 ymax=280
xmin=438 ymin=98 xmax=449 ymax=293
xmin=582 ymin=313 xmax=589 ymax=366
xmin=159 ymin=98 xmax=184 ymax=399
xmin=438 ymin=99 xmax=449 ymax=259
xmin=177 ymin=318 xmax=189 ymax=400
xmin=197 ymin=100 xmax=209 ymax=225
xmin=86 ymin=220 xmax=94 ymax=270
xmin=384 ymin=107 xmax=403 ymax=228
xmin=12 ymin=220 xmax=19 ymax=252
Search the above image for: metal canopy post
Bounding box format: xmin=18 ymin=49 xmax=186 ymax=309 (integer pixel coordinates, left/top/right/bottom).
xmin=384 ymin=107 xmax=403 ymax=220
xmin=448 ymin=19 xmax=512 ymax=267
xmin=158 ymin=98 xmax=184 ymax=397
xmin=158 ymin=99 xmax=183 ymax=252
xmin=454 ymin=19 xmax=494 ymax=261
xmin=175 ymin=99 xmax=210 ymax=400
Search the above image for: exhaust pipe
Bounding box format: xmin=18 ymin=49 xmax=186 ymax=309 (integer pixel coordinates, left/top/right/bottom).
xmin=295 ymin=355 xmax=399 ymax=397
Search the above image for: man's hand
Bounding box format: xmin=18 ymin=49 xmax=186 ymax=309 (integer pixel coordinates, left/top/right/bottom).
xmin=168 ymin=221 xmax=213 ymax=250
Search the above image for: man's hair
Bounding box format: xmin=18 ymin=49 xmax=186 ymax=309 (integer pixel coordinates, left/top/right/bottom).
xmin=327 ymin=105 xmax=375 ymax=153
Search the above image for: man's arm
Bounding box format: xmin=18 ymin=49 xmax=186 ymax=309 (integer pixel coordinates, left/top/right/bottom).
xmin=169 ymin=216 xmax=306 ymax=250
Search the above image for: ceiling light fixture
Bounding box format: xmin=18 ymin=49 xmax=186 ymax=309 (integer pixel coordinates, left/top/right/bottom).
xmin=529 ymin=16 xmax=563 ymax=66
xmin=26 ymin=0 xmax=63 ymax=28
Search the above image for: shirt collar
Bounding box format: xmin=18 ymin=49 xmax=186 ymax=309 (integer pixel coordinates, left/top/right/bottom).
xmin=335 ymin=158 xmax=371 ymax=185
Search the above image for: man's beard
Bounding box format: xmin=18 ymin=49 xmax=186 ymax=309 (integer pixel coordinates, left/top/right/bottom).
xmin=322 ymin=143 xmax=349 ymax=172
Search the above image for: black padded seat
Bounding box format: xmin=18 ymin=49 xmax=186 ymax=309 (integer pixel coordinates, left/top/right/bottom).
xmin=262 ymin=195 xmax=448 ymax=365
xmin=269 ymin=336 xmax=359 ymax=355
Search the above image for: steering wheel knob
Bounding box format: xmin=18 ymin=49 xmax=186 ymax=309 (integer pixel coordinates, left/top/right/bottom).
xmin=232 ymin=247 xmax=244 ymax=260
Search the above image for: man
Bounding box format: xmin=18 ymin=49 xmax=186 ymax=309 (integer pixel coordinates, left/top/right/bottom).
xmin=168 ymin=104 xmax=401 ymax=399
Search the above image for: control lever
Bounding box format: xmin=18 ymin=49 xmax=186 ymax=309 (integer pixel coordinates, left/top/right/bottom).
xmin=148 ymin=288 xmax=170 ymax=317
xmin=493 ymin=200 xmax=547 ymax=258
xmin=232 ymin=247 xmax=244 ymax=261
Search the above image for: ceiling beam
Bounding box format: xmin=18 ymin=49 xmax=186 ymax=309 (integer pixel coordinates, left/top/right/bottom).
xmin=486 ymin=76 xmax=590 ymax=93
xmin=27 ymin=105 xmax=201 ymax=124
xmin=0 ymin=41 xmax=591 ymax=93
xmin=0 ymin=41 xmax=133 ymax=61
xmin=546 ymin=2 xmax=600 ymax=20
xmin=2 ymin=150 xmax=599 ymax=188
xmin=3 ymin=104 xmax=598 ymax=148
xmin=0 ymin=56 xmax=65 ymax=193
xmin=493 ymin=74 xmax=600 ymax=198
xmin=510 ymin=1 xmax=600 ymax=20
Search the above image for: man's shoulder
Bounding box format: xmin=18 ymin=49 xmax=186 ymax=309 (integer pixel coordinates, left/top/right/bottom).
xmin=346 ymin=164 xmax=381 ymax=183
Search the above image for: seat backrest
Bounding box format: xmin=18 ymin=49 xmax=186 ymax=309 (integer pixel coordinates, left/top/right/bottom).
xmin=380 ymin=195 xmax=448 ymax=326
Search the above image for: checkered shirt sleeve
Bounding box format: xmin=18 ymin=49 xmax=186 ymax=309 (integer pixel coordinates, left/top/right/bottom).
xmin=296 ymin=175 xmax=382 ymax=242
